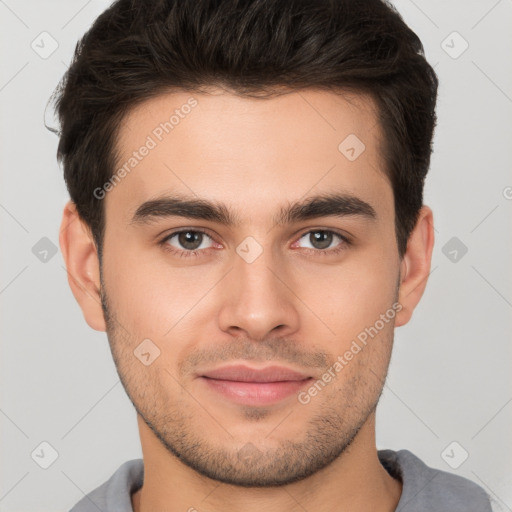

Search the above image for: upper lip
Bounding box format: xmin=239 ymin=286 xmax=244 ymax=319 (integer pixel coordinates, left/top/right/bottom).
xmin=200 ymin=364 xmax=312 ymax=382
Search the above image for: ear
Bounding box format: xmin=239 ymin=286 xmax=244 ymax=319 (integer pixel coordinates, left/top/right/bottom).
xmin=395 ymin=205 xmax=435 ymax=327
xmin=59 ymin=200 xmax=106 ymax=331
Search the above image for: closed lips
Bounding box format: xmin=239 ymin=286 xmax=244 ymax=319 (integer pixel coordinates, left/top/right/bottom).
xmin=200 ymin=365 xmax=312 ymax=383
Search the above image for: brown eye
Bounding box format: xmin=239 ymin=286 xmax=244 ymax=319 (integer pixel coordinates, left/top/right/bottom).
xmin=297 ymin=230 xmax=345 ymax=251
xmin=309 ymin=231 xmax=334 ymax=249
xmin=164 ymin=230 xmax=214 ymax=252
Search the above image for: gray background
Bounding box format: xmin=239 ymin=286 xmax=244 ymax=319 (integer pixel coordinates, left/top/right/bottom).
xmin=1 ymin=1 xmax=511 ymax=511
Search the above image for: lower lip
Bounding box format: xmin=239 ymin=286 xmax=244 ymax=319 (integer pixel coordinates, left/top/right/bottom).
xmin=200 ymin=377 xmax=312 ymax=406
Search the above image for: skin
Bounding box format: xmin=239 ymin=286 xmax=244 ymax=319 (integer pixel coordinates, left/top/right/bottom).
xmin=60 ymin=88 xmax=434 ymax=512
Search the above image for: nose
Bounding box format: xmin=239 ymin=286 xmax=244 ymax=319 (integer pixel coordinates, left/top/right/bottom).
xmin=217 ymin=244 xmax=301 ymax=341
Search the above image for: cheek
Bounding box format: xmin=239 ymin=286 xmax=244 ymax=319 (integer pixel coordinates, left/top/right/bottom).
xmin=102 ymin=241 xmax=223 ymax=340
xmin=294 ymin=249 xmax=399 ymax=342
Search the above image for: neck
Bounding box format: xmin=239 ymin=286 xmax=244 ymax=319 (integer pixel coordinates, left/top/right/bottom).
xmin=131 ymin=413 xmax=402 ymax=512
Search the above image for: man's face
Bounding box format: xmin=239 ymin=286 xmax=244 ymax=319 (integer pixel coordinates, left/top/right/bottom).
xmin=100 ymin=88 xmax=401 ymax=486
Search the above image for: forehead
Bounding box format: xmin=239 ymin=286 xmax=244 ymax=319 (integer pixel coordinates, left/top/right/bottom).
xmin=106 ymin=88 xmax=392 ymax=226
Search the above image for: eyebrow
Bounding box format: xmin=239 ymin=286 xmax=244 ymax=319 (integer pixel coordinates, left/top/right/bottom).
xmin=130 ymin=192 xmax=377 ymax=226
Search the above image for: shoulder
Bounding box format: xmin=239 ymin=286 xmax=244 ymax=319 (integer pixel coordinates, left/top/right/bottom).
xmin=378 ymin=449 xmax=493 ymax=511
xmin=69 ymin=459 xmax=144 ymax=512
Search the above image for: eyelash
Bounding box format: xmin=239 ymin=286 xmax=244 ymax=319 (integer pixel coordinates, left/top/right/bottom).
xmin=159 ymin=229 xmax=352 ymax=259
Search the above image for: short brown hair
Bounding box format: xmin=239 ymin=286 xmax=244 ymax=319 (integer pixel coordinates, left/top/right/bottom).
xmin=51 ymin=0 xmax=438 ymax=259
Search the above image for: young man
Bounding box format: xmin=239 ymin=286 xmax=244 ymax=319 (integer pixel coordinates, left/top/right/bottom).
xmin=54 ymin=0 xmax=494 ymax=510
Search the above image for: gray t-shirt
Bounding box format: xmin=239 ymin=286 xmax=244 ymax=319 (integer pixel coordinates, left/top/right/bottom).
xmin=69 ymin=449 xmax=494 ymax=511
